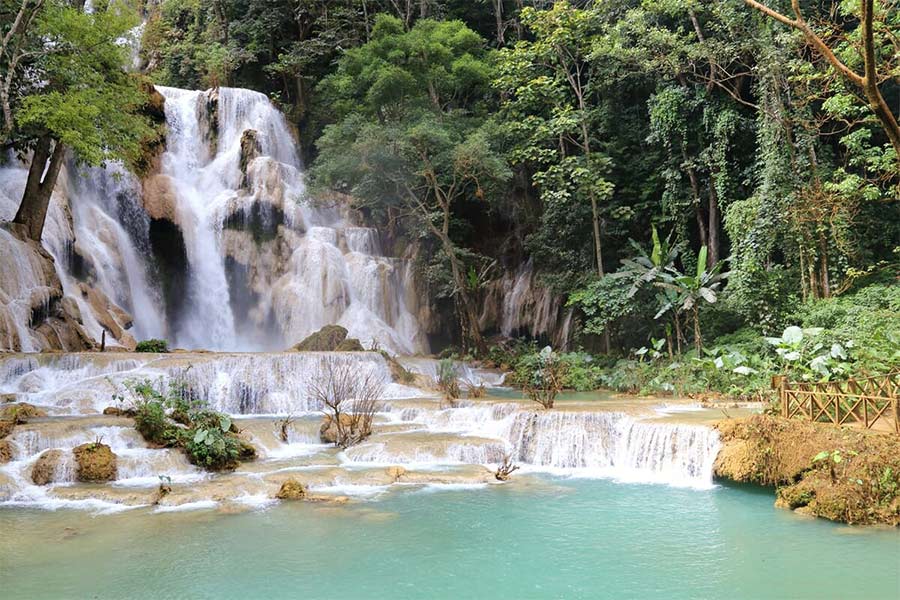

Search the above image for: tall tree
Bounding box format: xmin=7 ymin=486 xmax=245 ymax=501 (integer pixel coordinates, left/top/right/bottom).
xmin=312 ymin=15 xmax=508 ymax=354
xmin=3 ymin=0 xmax=153 ymax=241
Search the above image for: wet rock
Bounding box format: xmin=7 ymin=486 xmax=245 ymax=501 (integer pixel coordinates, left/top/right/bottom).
xmin=102 ymin=406 xmax=136 ymax=417
xmin=142 ymin=174 xmax=179 ymax=223
xmin=275 ymin=478 xmax=307 ymax=500
xmin=239 ymin=129 xmax=261 ymax=188
xmin=0 ymin=439 xmax=12 ymax=463
xmin=73 ymin=442 xmax=117 ymax=482
xmin=0 ymin=393 xmax=17 ymax=403
xmin=292 ymin=325 xmax=348 ymax=351
xmin=335 ymin=338 xmax=364 ymax=352
xmin=60 ymin=296 xmax=83 ymax=324
xmin=76 ymin=283 xmax=134 ymax=349
xmin=1 ymin=403 xmax=48 ymax=423
xmin=32 ymin=449 xmax=64 ymax=485
xmin=0 ymin=420 xmax=14 ymax=439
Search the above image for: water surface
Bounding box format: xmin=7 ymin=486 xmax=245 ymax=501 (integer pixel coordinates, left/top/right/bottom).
xmin=2 ymin=477 xmax=897 ymax=599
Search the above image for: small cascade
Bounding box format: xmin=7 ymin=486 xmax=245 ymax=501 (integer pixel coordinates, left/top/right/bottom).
xmin=398 ymin=357 xmax=507 ymax=388
xmin=0 ymin=352 xmax=427 ymax=415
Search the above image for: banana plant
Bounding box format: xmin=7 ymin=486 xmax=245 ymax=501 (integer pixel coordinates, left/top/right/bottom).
xmin=656 ymin=246 xmax=729 ymax=353
xmin=612 ymin=226 xmax=681 ymax=298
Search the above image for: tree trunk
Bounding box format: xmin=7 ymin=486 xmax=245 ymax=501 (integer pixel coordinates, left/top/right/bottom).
xmin=13 ymin=135 xmax=66 ymax=242
xmin=818 ymin=232 xmax=830 ymax=298
xmin=692 ymin=305 xmax=702 ymax=353
xmin=707 ymin=176 xmax=720 ymax=268
xmin=682 ymin=148 xmax=707 ymax=249
xmin=578 ymin=115 xmax=610 ymax=354
xmin=674 ymin=313 xmax=683 ymax=354
xmin=493 ymin=0 xmax=505 ymax=45
xmin=444 ymin=238 xmax=486 ymax=355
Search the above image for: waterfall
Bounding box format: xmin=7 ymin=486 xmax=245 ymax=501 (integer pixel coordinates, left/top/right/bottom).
xmin=479 ymin=259 xmax=573 ymax=349
xmin=1 ymin=85 xmax=428 ymax=353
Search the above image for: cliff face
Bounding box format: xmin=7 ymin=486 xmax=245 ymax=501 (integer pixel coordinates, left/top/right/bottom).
xmin=714 ymin=415 xmax=900 ymax=526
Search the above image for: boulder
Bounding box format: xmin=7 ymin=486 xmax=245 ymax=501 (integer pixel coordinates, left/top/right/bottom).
xmin=32 ymin=449 xmax=63 ymax=485
xmin=0 ymin=420 xmax=14 ymax=439
xmin=0 ymin=393 xmax=17 ymax=403
xmin=275 ymin=478 xmax=307 ymax=500
xmin=335 ymin=338 xmax=364 ymax=352
xmin=73 ymin=442 xmax=117 ymax=482
xmin=291 ymin=325 xmax=349 ymax=352
xmin=0 ymin=440 xmax=12 ymax=463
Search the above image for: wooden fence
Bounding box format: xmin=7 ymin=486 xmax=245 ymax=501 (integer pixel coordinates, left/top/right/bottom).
xmin=779 ymin=371 xmax=899 ymax=434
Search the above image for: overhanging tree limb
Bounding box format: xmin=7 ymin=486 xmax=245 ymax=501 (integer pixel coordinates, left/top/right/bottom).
xmin=743 ymin=0 xmax=900 ymax=157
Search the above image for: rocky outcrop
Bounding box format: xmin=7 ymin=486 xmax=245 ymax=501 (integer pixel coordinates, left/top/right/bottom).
xmin=715 ymin=415 xmax=900 ymax=525
xmin=335 ymin=337 xmax=364 ymax=352
xmin=0 ymin=225 xmax=95 ymax=352
xmin=32 ymin=449 xmax=63 ymax=485
xmin=142 ymin=174 xmax=179 ymax=223
xmin=75 ymin=283 xmax=136 ymax=350
xmin=73 ymin=442 xmax=117 ymax=482
xmin=292 ymin=325 xmax=349 ymax=352
xmin=275 ymin=478 xmax=307 ymax=500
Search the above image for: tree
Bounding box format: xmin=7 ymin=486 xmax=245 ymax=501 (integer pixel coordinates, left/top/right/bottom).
xmin=311 ymin=356 xmax=385 ymax=449
xmin=312 ymin=16 xmax=509 ymax=354
xmin=2 ymin=1 xmax=153 ymax=241
xmin=743 ymin=0 xmax=900 ymax=159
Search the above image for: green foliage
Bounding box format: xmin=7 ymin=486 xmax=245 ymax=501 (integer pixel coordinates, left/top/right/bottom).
xmin=120 ymin=379 xmax=250 ymax=471
xmin=135 ymin=339 xmax=170 ymax=353
xmin=11 ymin=2 xmax=154 ymax=168
xmin=182 ymin=410 xmax=241 ymax=470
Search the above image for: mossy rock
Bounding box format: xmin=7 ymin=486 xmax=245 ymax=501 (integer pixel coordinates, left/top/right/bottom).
xmin=1 ymin=403 xmax=48 ymax=424
xmin=237 ymin=437 xmax=257 ymax=461
xmin=73 ymin=443 xmax=117 ymax=482
xmin=275 ymin=478 xmax=307 ymax=500
xmin=32 ymin=449 xmax=63 ymax=485
xmin=291 ymin=325 xmax=348 ymax=351
xmin=335 ymin=338 xmax=364 ymax=352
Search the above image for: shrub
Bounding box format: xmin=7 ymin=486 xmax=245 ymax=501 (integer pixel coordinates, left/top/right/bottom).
xmin=182 ymin=411 xmax=242 ymax=470
xmin=523 ymin=347 xmax=565 ymax=409
xmin=119 ymin=380 xmax=252 ymax=470
xmin=135 ymin=339 xmax=169 ymax=353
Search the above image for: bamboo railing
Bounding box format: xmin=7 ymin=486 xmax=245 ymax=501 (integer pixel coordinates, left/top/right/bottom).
xmin=778 ymin=371 xmax=899 ymax=434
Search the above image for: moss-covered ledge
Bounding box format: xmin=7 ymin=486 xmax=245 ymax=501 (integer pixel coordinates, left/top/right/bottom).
xmin=714 ymin=415 xmax=900 ymax=526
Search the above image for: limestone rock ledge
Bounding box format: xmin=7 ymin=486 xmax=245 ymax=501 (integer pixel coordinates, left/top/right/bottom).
xmin=714 ymin=415 xmax=900 ymax=526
